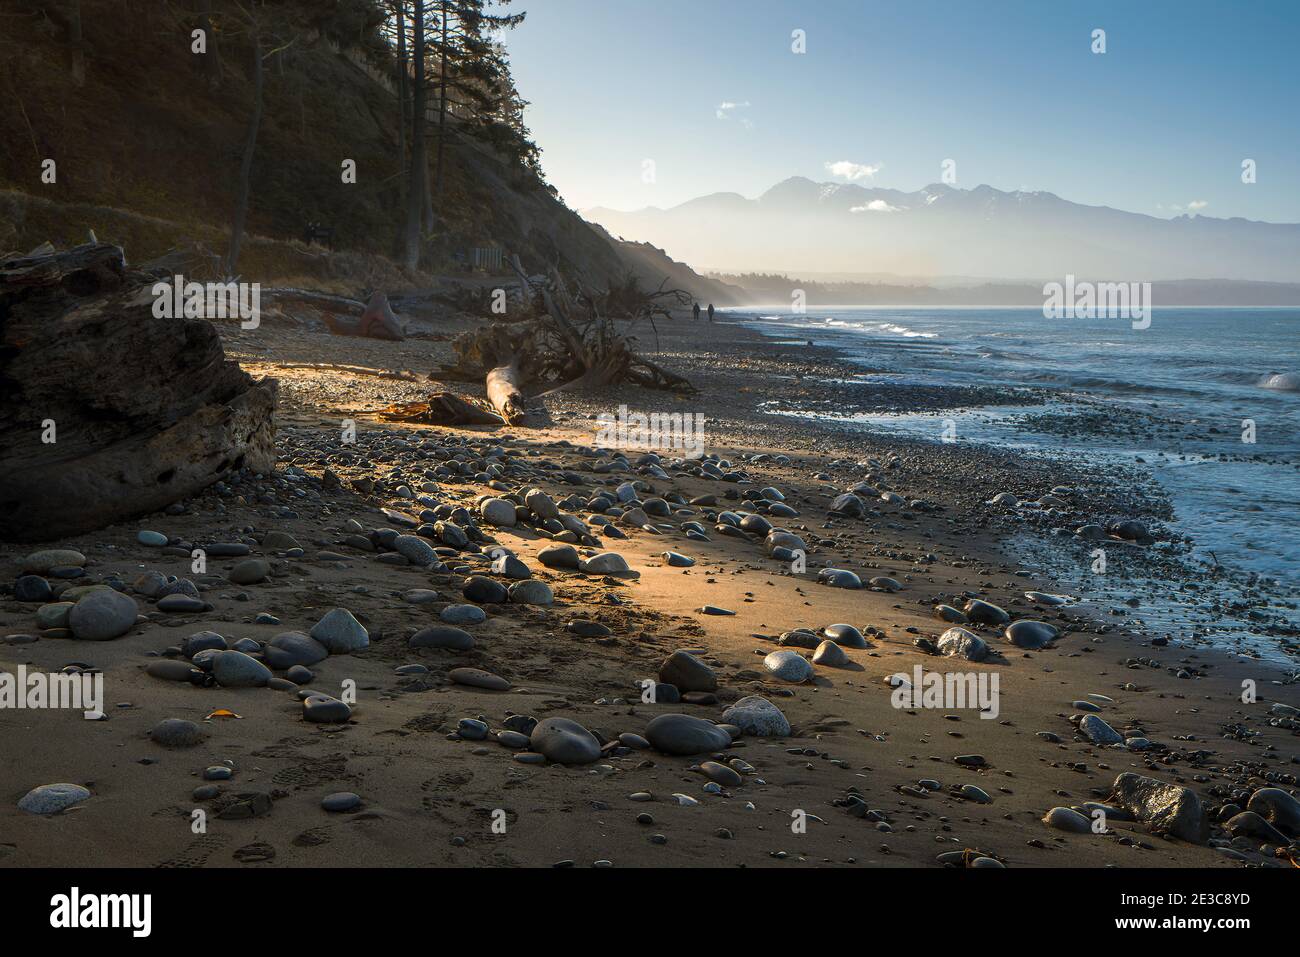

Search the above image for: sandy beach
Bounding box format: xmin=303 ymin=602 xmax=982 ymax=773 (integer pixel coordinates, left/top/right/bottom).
xmin=2 ymin=300 xmax=1297 ymax=870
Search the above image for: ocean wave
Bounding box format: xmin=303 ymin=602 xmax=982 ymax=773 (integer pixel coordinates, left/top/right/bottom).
xmin=877 ymin=322 xmax=938 ymax=339
xmin=1258 ymin=372 xmax=1300 ymax=392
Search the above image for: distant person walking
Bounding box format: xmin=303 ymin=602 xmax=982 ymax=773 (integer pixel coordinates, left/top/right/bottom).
xmin=707 ymin=303 xmax=715 ymax=322
xmin=692 ymin=302 xmax=700 ymax=322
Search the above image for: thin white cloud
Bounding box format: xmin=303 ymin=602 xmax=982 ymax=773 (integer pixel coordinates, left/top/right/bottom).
xmin=825 ymin=160 xmax=882 ymax=181
xmin=1188 ymin=199 xmax=1209 ymax=210
xmin=1169 ymin=199 xmax=1209 ymax=212
xmin=850 ymin=199 xmax=901 ymax=213
xmin=716 ymin=100 xmax=751 ymax=120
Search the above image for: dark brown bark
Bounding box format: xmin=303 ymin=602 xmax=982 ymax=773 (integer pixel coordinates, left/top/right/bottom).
xmin=226 ymin=32 xmax=264 ymax=276
xmin=434 ymin=0 xmax=449 ymax=209
xmin=402 ymin=1 xmax=427 ymax=270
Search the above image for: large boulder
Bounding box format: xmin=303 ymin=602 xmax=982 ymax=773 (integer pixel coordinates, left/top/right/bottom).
xmin=1111 ymin=772 xmax=1208 ymax=843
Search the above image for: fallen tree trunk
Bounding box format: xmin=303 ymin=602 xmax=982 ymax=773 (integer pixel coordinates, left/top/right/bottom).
xmin=0 ymin=243 xmax=277 ymax=542
xmin=434 ymin=258 xmax=697 ymax=425
xmin=485 ymin=362 xmax=526 ymax=424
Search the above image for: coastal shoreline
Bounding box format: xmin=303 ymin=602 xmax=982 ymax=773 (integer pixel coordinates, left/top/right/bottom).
xmin=1 ymin=300 xmax=1296 ymax=869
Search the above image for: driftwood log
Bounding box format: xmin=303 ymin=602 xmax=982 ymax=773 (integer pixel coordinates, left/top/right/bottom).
xmin=435 ymin=256 xmax=696 ymax=423
xmin=0 ymin=243 xmax=277 ymax=541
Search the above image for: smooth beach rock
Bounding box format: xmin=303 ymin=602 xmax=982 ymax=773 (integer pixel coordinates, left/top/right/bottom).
xmin=263 ymin=531 xmax=301 ymax=550
xmin=812 ymin=639 xmax=851 ymax=668
xmin=779 ymin=629 xmax=820 ymax=649
xmin=1005 ymin=619 xmax=1060 ymax=649
xmin=448 ymin=667 xmax=510 ymax=691
xmin=497 ymin=730 xmax=531 ymax=749
xmin=662 ymin=551 xmax=695 ymax=567
xmin=303 ymin=695 xmax=352 ymax=723
xmin=491 ymin=553 xmax=531 ymax=579
xmin=309 ymin=608 xmax=369 ymax=653
xmin=642 ymin=497 xmax=671 ymax=517
xmin=149 ymin=718 xmax=205 ymax=748
xmin=479 ymin=498 xmax=517 ymax=527
xmin=964 ymin=599 xmax=1010 ymax=625
xmin=818 ymin=568 xmax=862 ymax=589
xmin=263 ymin=631 xmax=329 ymax=669
xmin=508 ymin=580 xmax=553 ymax=605
xmin=409 ymin=625 xmax=475 ymax=651
xmin=824 ymin=623 xmax=868 ymax=648
xmin=868 ymin=576 xmax=902 ymax=592
xmin=68 ymin=589 xmax=138 ymax=640
xmin=181 ymin=630 xmax=227 ymax=657
xmin=765 ymin=531 xmax=806 ymax=555
xmin=228 ymin=558 xmax=270 ymax=584
xmin=393 ymin=534 xmax=438 ymax=567
xmin=829 ymin=493 xmax=865 ymax=518
xmin=697 ymin=605 xmax=735 ymax=615
xmin=1246 ymin=787 xmax=1300 ymax=836
xmin=739 ymin=513 xmax=772 ymax=536
xmin=440 ymin=603 xmax=486 ymax=625
xmin=764 ymin=650 xmax=813 ymax=682
xmin=322 ymin=792 xmax=362 ymax=813
xmin=463 ymin=576 xmax=508 ymax=603
xmin=1042 ymin=807 xmax=1091 ymax=833
xmin=1079 ymin=714 xmax=1124 ymax=746
xmin=14 ymin=575 xmax=52 ymax=603
xmin=212 ymin=650 xmax=272 ymax=687
xmin=933 ymin=604 xmax=969 ymax=623
xmin=936 ymin=627 xmax=989 ymax=662
xmin=18 ymin=783 xmax=91 ymax=815
xmin=36 ymin=602 xmax=74 ymax=630
xmin=1109 ymin=519 xmax=1150 ymax=542
xmin=721 ymin=696 xmax=790 ymax=736
xmin=698 ymin=761 xmax=742 ymax=787
xmin=436 ymin=522 xmax=469 ymax=549
xmin=20 ymin=549 xmax=86 ymax=574
xmin=644 ymin=713 xmax=732 ymax=755
xmin=530 ymin=717 xmax=602 ymax=764
xmin=147 ymin=659 xmax=199 ymax=682
xmin=618 ymin=506 xmax=649 ymax=528
xmin=579 ymin=552 xmax=631 ymax=575
xmin=525 ymin=488 xmax=559 ymax=520
xmin=538 ymin=544 xmax=581 ymax=569
xmin=157 ymin=593 xmax=205 ymax=613
xmin=658 ymin=650 xmax=717 ymax=692
xmin=567 ymin=618 xmax=611 ymax=637
xmin=1111 ymin=772 xmax=1208 ymax=843
xmin=1225 ymin=811 xmax=1288 ymax=844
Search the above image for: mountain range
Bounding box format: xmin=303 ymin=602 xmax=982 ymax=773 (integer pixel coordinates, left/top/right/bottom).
xmin=584 ymin=178 xmax=1300 ymax=284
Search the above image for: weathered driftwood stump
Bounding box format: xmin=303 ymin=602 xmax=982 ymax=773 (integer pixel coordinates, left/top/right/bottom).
xmin=0 ymin=243 xmax=277 ymax=541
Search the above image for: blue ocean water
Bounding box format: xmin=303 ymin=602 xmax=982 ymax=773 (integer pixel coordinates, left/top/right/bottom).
xmin=737 ymin=307 xmax=1300 ymax=590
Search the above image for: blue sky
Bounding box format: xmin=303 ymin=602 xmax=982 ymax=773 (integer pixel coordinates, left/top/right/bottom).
xmin=505 ymin=0 xmax=1300 ymax=220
